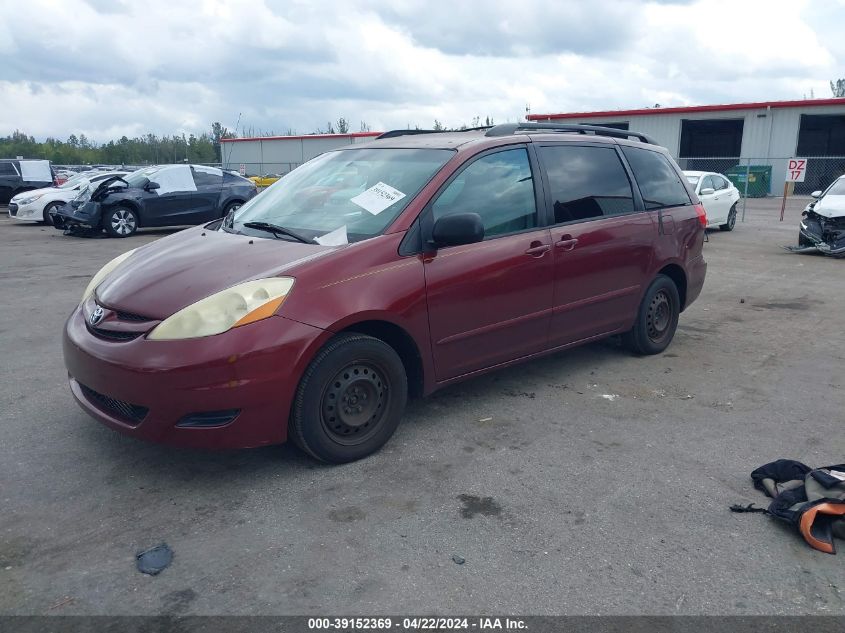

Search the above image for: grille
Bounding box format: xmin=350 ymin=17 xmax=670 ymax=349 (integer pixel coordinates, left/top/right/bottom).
xmin=90 ymin=327 xmax=142 ymax=341
xmin=116 ymin=310 xmax=152 ymax=322
xmin=79 ymin=384 xmax=148 ymax=425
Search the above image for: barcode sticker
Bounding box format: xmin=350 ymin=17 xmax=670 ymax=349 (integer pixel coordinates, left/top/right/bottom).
xmin=350 ymin=182 xmax=406 ymax=215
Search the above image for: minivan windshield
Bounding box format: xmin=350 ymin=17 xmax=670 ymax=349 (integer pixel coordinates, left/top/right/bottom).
xmin=230 ymin=148 xmax=454 ymax=244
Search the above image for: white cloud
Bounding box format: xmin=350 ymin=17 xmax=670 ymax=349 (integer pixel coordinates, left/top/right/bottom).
xmin=0 ymin=0 xmax=841 ymax=141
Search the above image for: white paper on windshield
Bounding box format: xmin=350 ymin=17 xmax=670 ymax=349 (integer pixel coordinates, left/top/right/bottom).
xmin=152 ymin=165 xmax=197 ymax=195
xmin=350 ymin=182 xmax=406 ymax=216
xmin=20 ymin=160 xmax=52 ymax=182
xmin=314 ymin=225 xmax=348 ymax=246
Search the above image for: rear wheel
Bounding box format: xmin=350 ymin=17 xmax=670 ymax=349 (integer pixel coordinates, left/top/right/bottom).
xmin=42 ymin=201 xmax=62 ymax=225
xmin=720 ymin=204 xmax=737 ymax=231
xmin=222 ymin=201 xmax=243 ymax=218
xmin=104 ymin=206 xmax=138 ymax=237
xmin=289 ymin=333 xmax=407 ymax=463
xmin=623 ymin=274 xmax=680 ymax=355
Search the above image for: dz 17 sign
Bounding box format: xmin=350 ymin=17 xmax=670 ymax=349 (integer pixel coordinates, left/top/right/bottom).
xmin=786 ymin=158 xmax=808 ymax=182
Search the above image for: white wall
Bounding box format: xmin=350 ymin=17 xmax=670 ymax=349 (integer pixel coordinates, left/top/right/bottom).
xmin=221 ymin=134 xmax=379 ymax=175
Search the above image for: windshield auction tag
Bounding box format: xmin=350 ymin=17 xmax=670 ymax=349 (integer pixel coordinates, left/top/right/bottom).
xmin=350 ymin=182 xmax=406 ymax=215
xmin=314 ymin=225 xmax=348 ymax=246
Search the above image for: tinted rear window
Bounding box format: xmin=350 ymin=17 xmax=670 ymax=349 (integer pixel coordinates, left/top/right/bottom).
xmin=539 ymin=145 xmax=635 ymax=223
xmin=622 ymin=147 xmax=691 ymax=209
xmin=0 ymin=162 xmax=17 ymax=176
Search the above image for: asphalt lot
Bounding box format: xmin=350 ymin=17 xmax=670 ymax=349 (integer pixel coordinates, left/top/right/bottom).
xmin=1 ymin=197 xmax=844 ymax=616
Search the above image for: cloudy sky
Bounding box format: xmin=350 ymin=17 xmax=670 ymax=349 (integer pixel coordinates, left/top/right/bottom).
xmin=1 ymin=0 xmax=843 ymax=142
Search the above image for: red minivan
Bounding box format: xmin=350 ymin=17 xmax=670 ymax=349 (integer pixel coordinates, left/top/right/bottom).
xmin=63 ymin=124 xmax=707 ymax=462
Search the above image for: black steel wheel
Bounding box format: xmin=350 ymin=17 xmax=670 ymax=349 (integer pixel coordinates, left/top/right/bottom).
xmin=645 ymin=289 xmax=673 ymax=346
xmin=290 ymin=333 xmax=407 ymax=463
xmin=720 ymin=205 xmax=737 ymax=231
xmin=623 ymin=274 xmax=680 ymax=355
xmin=321 ymin=362 xmax=390 ymax=445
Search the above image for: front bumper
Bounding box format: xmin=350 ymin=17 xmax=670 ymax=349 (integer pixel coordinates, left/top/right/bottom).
xmin=63 ymin=302 xmax=328 ymax=449
xmin=7 ymin=201 xmax=41 ymax=221
xmin=52 ymin=201 xmax=102 ymax=230
xmin=799 ymin=216 xmax=845 ymax=257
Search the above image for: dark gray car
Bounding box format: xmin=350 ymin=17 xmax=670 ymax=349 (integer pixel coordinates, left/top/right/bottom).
xmin=52 ymin=164 xmax=258 ymax=237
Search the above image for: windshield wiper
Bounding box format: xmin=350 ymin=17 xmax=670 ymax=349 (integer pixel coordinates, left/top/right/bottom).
xmin=242 ymin=221 xmax=311 ymax=244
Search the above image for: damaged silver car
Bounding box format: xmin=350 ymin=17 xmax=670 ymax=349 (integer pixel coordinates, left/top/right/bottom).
xmin=793 ymin=176 xmax=845 ymax=257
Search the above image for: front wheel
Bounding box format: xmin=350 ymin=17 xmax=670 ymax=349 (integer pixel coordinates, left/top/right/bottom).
xmin=289 ymin=333 xmax=408 ymax=463
xmin=623 ymin=274 xmax=681 ymax=355
xmin=720 ymin=204 xmax=737 ymax=231
xmin=104 ymin=206 xmax=138 ymax=237
xmin=42 ymin=201 xmax=62 ymax=225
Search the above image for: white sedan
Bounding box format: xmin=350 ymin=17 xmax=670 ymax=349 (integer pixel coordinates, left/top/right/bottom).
xmin=683 ymin=170 xmax=741 ymax=231
xmin=8 ymin=171 xmax=128 ymax=225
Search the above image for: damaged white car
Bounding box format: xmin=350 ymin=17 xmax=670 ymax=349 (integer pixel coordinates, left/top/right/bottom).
xmin=796 ymin=176 xmax=845 ymax=257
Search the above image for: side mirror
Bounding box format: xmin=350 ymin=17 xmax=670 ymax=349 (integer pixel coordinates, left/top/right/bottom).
xmin=431 ymin=213 xmax=484 ymax=248
xmin=699 ymin=187 xmax=715 ymax=196
xmin=145 ymin=181 xmax=160 ymax=191
xmin=811 ymin=190 xmax=822 ymax=198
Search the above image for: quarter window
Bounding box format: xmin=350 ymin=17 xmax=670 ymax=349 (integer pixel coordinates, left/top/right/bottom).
xmin=539 ymin=145 xmax=635 ymax=223
xmin=192 ymin=166 xmax=223 ymax=187
xmin=0 ymin=162 xmax=17 ymax=176
xmin=432 ymin=148 xmax=537 ymax=238
xmin=621 ymin=147 xmax=692 ymax=209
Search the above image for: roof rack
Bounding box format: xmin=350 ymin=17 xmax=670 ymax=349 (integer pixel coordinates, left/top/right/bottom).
xmin=376 ymin=129 xmax=440 ymax=139
xmin=376 ymin=126 xmax=495 ymax=140
xmin=485 ymin=122 xmax=656 ymax=144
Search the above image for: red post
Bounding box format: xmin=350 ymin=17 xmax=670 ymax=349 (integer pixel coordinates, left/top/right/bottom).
xmin=779 ymin=181 xmax=789 ymax=222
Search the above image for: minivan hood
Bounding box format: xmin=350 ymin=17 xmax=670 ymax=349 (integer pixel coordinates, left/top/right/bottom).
xmin=95 ymin=226 xmax=333 ymax=318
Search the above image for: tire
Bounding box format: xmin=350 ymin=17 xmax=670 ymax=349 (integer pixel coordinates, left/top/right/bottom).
xmin=104 ymin=206 xmax=138 ymax=238
xmin=719 ymin=204 xmax=737 ymax=231
xmin=42 ymin=201 xmax=62 ymax=225
xmin=623 ymin=274 xmax=681 ymax=355
xmin=289 ymin=333 xmax=408 ymax=463
xmin=222 ymin=200 xmax=243 ymax=218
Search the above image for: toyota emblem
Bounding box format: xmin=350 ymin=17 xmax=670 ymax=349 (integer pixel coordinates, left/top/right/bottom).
xmin=90 ymin=306 xmax=104 ymax=326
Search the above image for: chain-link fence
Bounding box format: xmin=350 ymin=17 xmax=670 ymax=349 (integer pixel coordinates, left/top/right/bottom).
xmin=676 ymin=156 xmax=845 ymax=222
xmin=220 ymin=162 xmax=301 ymax=178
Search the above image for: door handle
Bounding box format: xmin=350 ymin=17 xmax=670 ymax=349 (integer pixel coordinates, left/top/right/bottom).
xmin=555 ymin=235 xmax=578 ymax=251
xmin=525 ymin=241 xmax=551 ymax=257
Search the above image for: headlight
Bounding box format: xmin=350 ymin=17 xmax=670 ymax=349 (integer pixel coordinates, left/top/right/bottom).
xmin=19 ymin=193 xmax=45 ymax=205
xmin=81 ymin=249 xmax=137 ymax=303
xmin=147 ymin=277 xmax=295 ymax=341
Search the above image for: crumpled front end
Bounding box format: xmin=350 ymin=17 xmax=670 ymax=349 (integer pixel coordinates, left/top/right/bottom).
xmin=52 ymin=200 xmax=104 ymax=233
xmin=794 ymin=210 xmax=845 ymax=257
